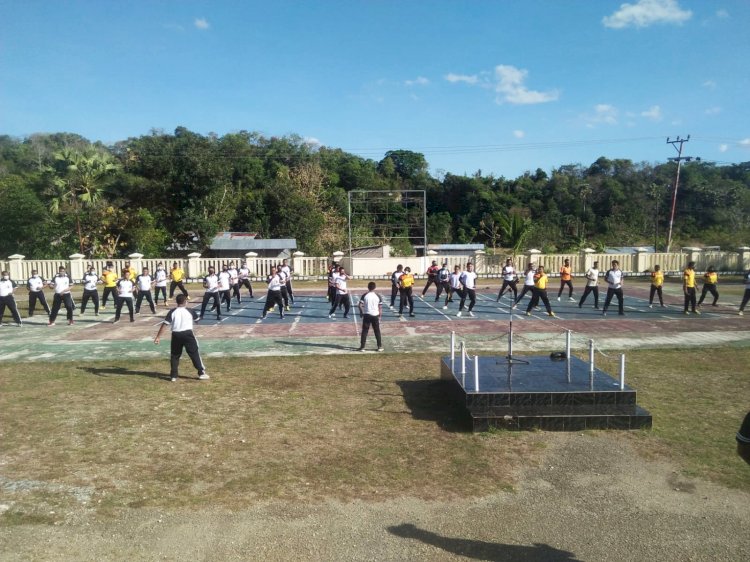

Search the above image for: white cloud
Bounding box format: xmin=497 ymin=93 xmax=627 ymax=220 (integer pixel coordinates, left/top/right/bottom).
xmin=513 ymin=130 xmax=525 ymax=139
xmin=583 ymin=104 xmax=619 ymax=127
xmin=602 ymin=0 xmax=692 ymax=29
xmin=405 ymin=76 xmax=429 ymax=87
xmin=163 ymin=23 xmax=185 ymax=32
xmin=493 ymin=65 xmax=559 ymax=105
xmin=641 ymin=105 xmax=662 ymax=121
xmin=303 ymin=137 xmax=322 ymax=147
xmin=702 ymin=80 xmax=717 ymax=90
xmin=705 ymin=106 xmax=722 ymax=116
xmin=716 ymin=9 xmax=729 ymax=18
xmin=444 ymin=73 xmax=479 ymax=85
xmin=740 ymin=138 xmax=750 ymax=147
xmin=719 ymin=144 xmax=729 ymax=153
xmin=194 ymin=17 xmax=210 ymax=30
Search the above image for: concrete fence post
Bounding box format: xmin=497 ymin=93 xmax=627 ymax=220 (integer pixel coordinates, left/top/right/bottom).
xmin=8 ymin=254 xmax=25 ymax=280
xmin=129 ymin=252 xmax=144 ymax=275
xmin=525 ymin=248 xmax=542 ymax=267
xmin=187 ymin=252 xmax=202 ymax=280
xmin=634 ymin=247 xmax=650 ymax=274
xmin=737 ymin=247 xmax=750 ymax=271
xmin=580 ymin=248 xmax=595 ymax=273
xmin=68 ymin=253 xmax=86 ymax=281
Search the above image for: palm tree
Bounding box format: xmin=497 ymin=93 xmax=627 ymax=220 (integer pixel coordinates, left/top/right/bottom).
xmin=498 ymin=211 xmax=533 ymax=257
xmin=48 ymin=149 xmax=118 ymax=255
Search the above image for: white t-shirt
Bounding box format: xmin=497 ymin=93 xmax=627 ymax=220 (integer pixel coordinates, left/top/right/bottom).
xmin=390 ymin=271 xmax=403 ymax=286
xmin=267 ymin=274 xmax=282 ymax=292
xmin=218 ymin=271 xmax=231 ymax=291
xmin=227 ymin=267 xmax=239 ymax=284
xmin=51 ymin=274 xmax=72 ymax=294
xmin=28 ymin=275 xmax=45 ymax=292
xmin=117 ymin=279 xmax=134 ymax=298
xmin=336 ymin=275 xmax=349 ymax=295
xmin=502 ymin=265 xmax=516 ymax=281
xmin=0 ymin=278 xmax=16 ymax=297
xmin=460 ymin=270 xmax=477 ymax=290
xmin=449 ymin=272 xmax=462 ymax=289
xmin=204 ymin=274 xmax=219 ymax=293
xmin=280 ymin=265 xmax=291 ymax=280
xmin=360 ymin=291 xmax=382 ymax=316
xmin=164 ymin=306 xmax=199 ymax=332
xmin=606 ymin=269 xmax=623 ymax=289
xmin=523 ymin=270 xmax=536 ymax=287
xmin=239 ymin=266 xmax=250 ymax=279
xmin=585 ymin=268 xmax=599 ymax=287
xmin=136 ymin=274 xmax=153 ymax=292
xmin=155 ymin=269 xmax=168 ymax=287
xmin=83 ymin=272 xmax=98 ymax=291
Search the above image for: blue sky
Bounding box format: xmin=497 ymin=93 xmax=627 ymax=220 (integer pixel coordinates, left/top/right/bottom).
xmin=1 ymin=0 xmax=748 ymax=178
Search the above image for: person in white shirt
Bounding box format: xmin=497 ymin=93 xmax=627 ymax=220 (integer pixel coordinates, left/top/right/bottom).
xmin=80 ymin=264 xmax=101 ymax=316
xmin=27 ymin=269 xmax=50 ymax=316
xmin=199 ymin=267 xmax=221 ymax=321
xmin=602 ymin=260 xmax=625 ymax=316
xmin=578 ymin=260 xmax=600 ymax=309
xmin=227 ymin=261 xmax=241 ymax=305
xmin=238 ymin=263 xmax=254 ymax=298
xmin=738 ymin=270 xmax=750 ymax=316
xmin=153 ymin=262 xmax=168 ymax=306
xmin=277 ymin=264 xmax=291 ymax=311
xmin=389 ymin=264 xmax=403 ymax=309
xmin=217 ymin=265 xmax=232 ymax=312
xmin=48 ymin=266 xmax=75 ymax=326
xmin=114 ymin=270 xmax=135 ymax=323
xmin=457 ymin=262 xmax=478 ymax=317
xmin=497 ymin=258 xmax=518 ymax=302
xmin=154 ymin=294 xmax=208 ymax=382
xmin=135 ymin=267 xmax=156 ymax=314
xmin=445 ymin=265 xmax=463 ymax=310
xmin=261 ymin=266 xmax=285 ymax=319
xmin=435 ymin=262 xmax=451 ymax=303
xmin=327 ymin=261 xmax=339 ymax=302
xmin=0 ymin=270 xmax=23 ymax=326
xmin=280 ymin=259 xmax=294 ymax=305
xmin=513 ymin=263 xmax=537 ymax=309
xmin=329 ymin=266 xmax=351 ymax=318
xmin=357 ymin=282 xmax=384 ymax=352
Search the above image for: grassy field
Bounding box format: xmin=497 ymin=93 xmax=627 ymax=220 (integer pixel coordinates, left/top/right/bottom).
xmin=1 ymin=348 xmax=749 ymax=526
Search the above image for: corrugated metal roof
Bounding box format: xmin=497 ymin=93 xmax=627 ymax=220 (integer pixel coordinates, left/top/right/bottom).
xmin=416 ymin=244 xmax=485 ymax=251
xmin=209 ymin=233 xmax=297 ymax=251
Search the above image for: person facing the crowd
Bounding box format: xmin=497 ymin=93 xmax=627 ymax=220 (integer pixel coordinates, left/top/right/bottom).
xmin=114 ymin=269 xmax=135 ymax=323
xmin=399 ymin=266 xmax=415 ymax=317
xmin=80 ymin=263 xmax=101 ymax=316
xmin=329 ymin=266 xmax=351 ymax=319
xmin=154 ymin=294 xmax=208 ymax=382
xmin=26 ymin=269 xmax=50 ymax=317
xmin=135 ymin=266 xmax=156 ymax=314
xmin=602 ymin=260 xmax=624 ymax=316
xmin=557 ymin=258 xmax=574 ymax=301
xmin=154 ymin=262 xmax=168 ymax=306
xmin=648 ymin=264 xmax=665 ymax=308
xmin=579 ymin=260 xmax=600 ymax=309
xmin=357 ymin=281 xmax=384 ymax=352
xmin=697 ymin=265 xmax=719 ymax=308
xmin=457 ymin=262 xmax=477 ymax=317
xmin=169 ymin=261 xmax=189 ymax=301
xmin=217 ymin=264 xmax=232 ymax=312
xmin=421 ymin=260 xmax=440 ymax=299
xmin=527 ymin=264 xmax=555 ymax=317
xmin=0 ymin=270 xmax=23 ymax=327
xmin=227 ymin=261 xmax=241 ymax=305
xmin=683 ymin=261 xmax=699 ymax=315
xmin=497 ymin=258 xmax=518 ymax=302
xmin=445 ymin=264 xmax=462 ymax=310
xmin=199 ymin=266 xmax=221 ymax=321
xmin=261 ymin=265 xmax=285 ymax=320
xmin=435 ymin=262 xmax=451 ymax=303
xmin=238 ymin=261 xmax=254 ymax=299
xmin=100 ymin=262 xmax=119 ymax=309
xmin=513 ymin=262 xmax=536 ymax=309
xmin=48 ymin=265 xmax=75 ymax=326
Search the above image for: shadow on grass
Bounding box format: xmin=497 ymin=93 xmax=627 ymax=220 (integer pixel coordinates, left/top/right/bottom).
xmin=274 ymin=340 xmax=355 ymax=351
xmin=78 ymin=366 xmax=168 ymax=380
xmin=396 ymin=379 xmax=472 ymax=432
xmin=387 ymin=523 xmax=580 ymax=561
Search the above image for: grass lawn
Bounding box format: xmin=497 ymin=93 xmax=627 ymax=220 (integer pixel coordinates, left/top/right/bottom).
xmin=1 ymin=349 xmax=749 ymax=526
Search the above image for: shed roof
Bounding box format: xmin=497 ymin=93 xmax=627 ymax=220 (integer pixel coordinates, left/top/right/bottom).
xmin=209 ymin=232 xmax=297 ymax=251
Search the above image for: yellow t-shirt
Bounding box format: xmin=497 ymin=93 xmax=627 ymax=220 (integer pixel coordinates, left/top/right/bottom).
xmin=171 ymin=268 xmax=185 ymax=282
xmin=534 ymin=272 xmax=548 ymax=290
xmin=400 ymin=274 xmax=414 ymax=288
xmin=704 ymin=272 xmax=717 ymax=284
xmin=651 ymin=271 xmax=663 ymax=287
xmin=101 ymin=270 xmax=118 ymax=288
xmin=683 ymin=269 xmax=695 ymax=288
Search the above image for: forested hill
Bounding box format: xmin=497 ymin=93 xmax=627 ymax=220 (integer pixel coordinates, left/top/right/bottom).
xmin=1 ymin=128 xmax=749 ymax=259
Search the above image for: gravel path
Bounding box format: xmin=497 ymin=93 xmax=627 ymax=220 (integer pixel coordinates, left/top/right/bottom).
xmin=2 ymin=432 xmax=748 ymax=561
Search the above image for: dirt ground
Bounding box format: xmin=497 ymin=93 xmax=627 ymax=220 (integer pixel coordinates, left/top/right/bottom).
xmin=2 ymin=431 xmax=748 ymax=561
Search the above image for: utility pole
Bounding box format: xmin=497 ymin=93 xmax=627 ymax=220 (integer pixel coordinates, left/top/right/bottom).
xmin=665 ymin=135 xmax=694 ymax=254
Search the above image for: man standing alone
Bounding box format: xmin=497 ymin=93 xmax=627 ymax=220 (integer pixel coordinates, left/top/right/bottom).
xmin=154 ymin=294 xmax=208 ymax=382
xmin=357 ymin=282 xmax=384 ymax=352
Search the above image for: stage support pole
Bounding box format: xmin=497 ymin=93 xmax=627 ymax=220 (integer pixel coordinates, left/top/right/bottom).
xmin=589 ymin=339 xmax=595 ymax=389
xmin=566 ymin=330 xmax=572 ymax=383
xmin=619 ymin=354 xmax=626 ymax=390
xmin=474 ymin=355 xmax=480 ymax=392
xmin=450 ymin=331 xmax=456 ymax=372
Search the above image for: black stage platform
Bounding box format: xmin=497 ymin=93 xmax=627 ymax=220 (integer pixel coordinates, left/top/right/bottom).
xmin=441 ymin=355 xmax=652 ymax=432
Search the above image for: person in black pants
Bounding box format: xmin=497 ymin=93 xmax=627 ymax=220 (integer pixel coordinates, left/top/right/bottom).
xmin=114 ymin=271 xmax=135 ymax=323
xmin=697 ymin=265 xmax=719 ymax=307
xmin=0 ymin=271 xmax=23 ymax=326
xmin=261 ymin=266 xmax=285 ymax=319
xmin=357 ymin=282 xmax=384 ymax=351
xmin=154 ymin=294 xmax=208 ymax=382
xmin=602 ymin=260 xmax=624 ymax=316
xmin=579 ymin=261 xmax=600 ymax=309
xmin=48 ymin=266 xmax=75 ymax=326
xmin=199 ymin=267 xmax=221 ymax=321
xmin=27 ymin=269 xmax=50 ymax=317
xmin=389 ymin=264 xmax=403 ymax=308
xmin=80 ymin=265 xmax=101 ymax=316
xmin=135 ymin=267 xmax=156 ymax=314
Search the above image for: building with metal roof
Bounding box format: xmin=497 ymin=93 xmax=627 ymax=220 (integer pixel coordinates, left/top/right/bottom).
xmin=208 ymin=232 xmax=297 ymax=258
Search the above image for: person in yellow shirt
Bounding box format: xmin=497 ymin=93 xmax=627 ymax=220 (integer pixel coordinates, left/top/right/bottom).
xmin=398 ymin=266 xmax=415 ymax=317
xmin=557 ymin=258 xmax=574 ymax=301
xmin=648 ymin=265 xmax=665 ymax=308
xmin=169 ymin=261 xmax=189 ymax=301
xmin=123 ymin=260 xmax=137 ymax=281
xmin=682 ymin=261 xmax=699 ymax=315
xmin=697 ymin=265 xmax=719 ymax=307
xmin=526 ymin=265 xmax=555 ymax=317
xmin=100 ymin=263 xmax=119 ymax=309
